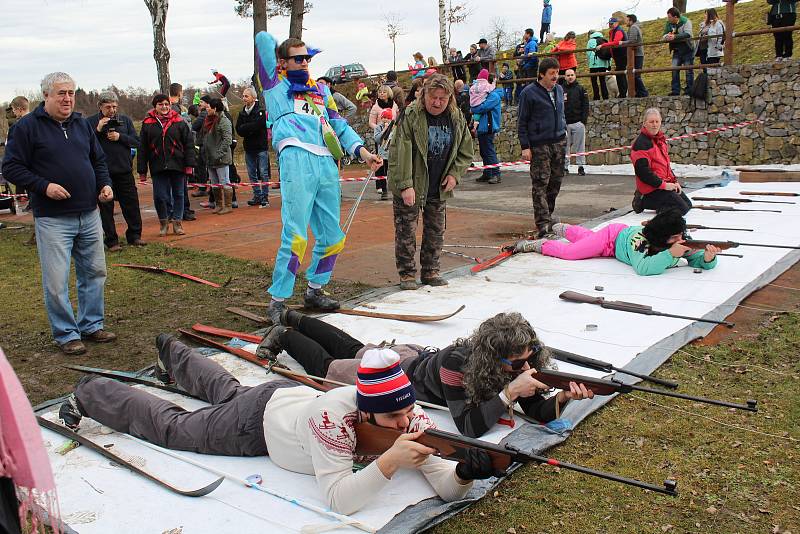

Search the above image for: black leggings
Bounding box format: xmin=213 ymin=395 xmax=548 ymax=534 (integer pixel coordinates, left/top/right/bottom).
xmin=280 ymin=314 xmax=365 ymax=377
xmin=642 ymin=189 xmax=693 ymax=215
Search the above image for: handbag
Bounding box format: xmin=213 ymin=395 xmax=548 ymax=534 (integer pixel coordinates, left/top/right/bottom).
xmin=302 ymin=93 xmax=345 ymax=160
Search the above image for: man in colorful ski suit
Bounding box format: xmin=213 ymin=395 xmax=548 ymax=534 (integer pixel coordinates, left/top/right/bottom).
xmin=255 ymin=33 xmax=383 ymax=323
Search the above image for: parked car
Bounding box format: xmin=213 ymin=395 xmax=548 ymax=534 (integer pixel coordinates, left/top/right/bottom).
xmin=324 ymin=63 xmax=368 ymax=84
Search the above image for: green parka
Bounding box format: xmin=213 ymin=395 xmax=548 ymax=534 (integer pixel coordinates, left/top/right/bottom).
xmin=388 ymin=100 xmax=474 ymax=207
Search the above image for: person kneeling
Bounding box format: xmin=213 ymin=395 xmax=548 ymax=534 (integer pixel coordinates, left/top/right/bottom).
xmin=58 ymin=336 xmax=494 ymax=515
xmin=512 ymin=208 xmax=719 ymax=276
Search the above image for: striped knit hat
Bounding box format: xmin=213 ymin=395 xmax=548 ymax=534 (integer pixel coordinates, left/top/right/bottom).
xmin=356 ymin=348 xmax=416 ymax=413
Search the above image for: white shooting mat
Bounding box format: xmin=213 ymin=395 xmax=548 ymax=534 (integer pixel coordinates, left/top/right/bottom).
xmin=39 ymin=180 xmax=799 ymax=533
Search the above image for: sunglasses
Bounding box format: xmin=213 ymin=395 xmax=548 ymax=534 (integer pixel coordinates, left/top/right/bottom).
xmin=500 ymin=343 xmax=544 ymax=370
xmin=289 ymin=54 xmax=313 ymax=64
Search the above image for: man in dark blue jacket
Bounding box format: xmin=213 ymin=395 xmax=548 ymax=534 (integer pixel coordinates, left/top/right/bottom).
xmin=235 ymin=87 xmax=271 ymax=207
xmin=517 ymin=57 xmax=567 ymax=238
xmin=87 ymin=91 xmax=144 ymax=250
xmin=471 ymin=78 xmax=504 ymax=184
xmin=3 ymin=72 xmax=116 ymax=355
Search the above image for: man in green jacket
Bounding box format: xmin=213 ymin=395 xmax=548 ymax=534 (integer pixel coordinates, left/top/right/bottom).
xmin=388 ymin=74 xmax=474 ymax=290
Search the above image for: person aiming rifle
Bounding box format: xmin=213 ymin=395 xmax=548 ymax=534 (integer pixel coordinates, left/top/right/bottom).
xmin=256 ymin=311 xmax=594 ymax=438
xmin=512 ymin=209 xmax=720 ymax=276
xmin=57 ymin=336 xmax=496 ymax=515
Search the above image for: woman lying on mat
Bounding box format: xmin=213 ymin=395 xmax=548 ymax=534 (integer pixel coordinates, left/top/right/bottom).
xmin=257 ymin=311 xmax=593 ymax=438
xmin=513 ymin=208 xmax=719 ymax=276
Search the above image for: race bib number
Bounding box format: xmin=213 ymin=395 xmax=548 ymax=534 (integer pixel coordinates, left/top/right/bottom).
xmin=294 ymin=93 xmax=324 ymax=116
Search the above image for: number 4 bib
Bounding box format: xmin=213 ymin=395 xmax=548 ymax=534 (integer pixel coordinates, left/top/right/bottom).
xmin=294 ymin=93 xmax=325 ymax=116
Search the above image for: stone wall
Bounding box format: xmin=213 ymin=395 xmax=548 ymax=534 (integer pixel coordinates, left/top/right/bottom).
xmin=349 ymin=60 xmax=800 ymax=167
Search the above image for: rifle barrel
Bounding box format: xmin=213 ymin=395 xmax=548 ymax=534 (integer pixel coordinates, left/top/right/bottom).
xmin=737 ymin=241 xmax=800 ymax=250
xmin=686 ymin=225 xmax=754 ymax=232
xmin=628 ymin=383 xmax=758 ymax=412
xmin=657 ymin=310 xmax=735 ymax=328
xmin=514 ymin=447 xmax=678 ymax=496
xmin=692 ymin=197 xmax=794 ymax=205
xmin=550 ymin=349 xmax=679 ymax=389
xmin=694 ymin=205 xmax=782 ymax=213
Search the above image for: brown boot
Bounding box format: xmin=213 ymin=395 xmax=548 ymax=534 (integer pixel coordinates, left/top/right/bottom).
xmin=159 ymin=219 xmax=169 ymax=237
xmin=212 ymin=188 xmax=223 ymax=214
xmin=217 ymin=187 xmax=232 ymax=215
xmin=172 ymin=220 xmax=185 ymax=235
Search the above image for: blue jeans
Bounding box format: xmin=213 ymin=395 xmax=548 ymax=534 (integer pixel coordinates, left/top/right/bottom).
xmin=633 ymin=55 xmax=649 ymax=97
xmin=152 ymin=171 xmax=185 ymax=221
xmin=245 ymin=150 xmax=270 ymax=201
xmin=477 ymin=133 xmax=500 ymax=177
xmin=503 ymin=86 xmax=513 ymax=105
xmin=35 ymin=210 xmax=107 ymax=344
xmin=671 ymin=50 xmax=694 ymax=95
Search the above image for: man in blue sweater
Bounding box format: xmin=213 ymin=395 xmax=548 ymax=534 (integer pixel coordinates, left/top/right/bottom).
xmin=3 ymin=72 xmax=116 ymax=355
xmin=517 ymin=57 xmax=567 ymax=238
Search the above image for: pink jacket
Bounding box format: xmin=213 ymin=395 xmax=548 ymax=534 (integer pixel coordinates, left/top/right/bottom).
xmin=368 ymin=101 xmax=399 ymax=129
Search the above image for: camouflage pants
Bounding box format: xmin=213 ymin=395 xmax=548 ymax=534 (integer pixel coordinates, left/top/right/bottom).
xmin=529 ymin=139 xmax=567 ymax=233
xmin=393 ymin=197 xmax=446 ymax=279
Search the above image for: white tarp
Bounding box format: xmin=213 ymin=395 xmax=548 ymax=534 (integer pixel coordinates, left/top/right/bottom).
xmin=38 ymin=180 xmax=800 ymax=533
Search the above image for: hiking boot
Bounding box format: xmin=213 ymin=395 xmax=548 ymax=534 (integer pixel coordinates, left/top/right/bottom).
xmin=59 ymin=339 xmax=87 ymax=355
xmin=107 ymin=243 xmax=122 ymax=252
xmin=399 ymin=277 xmax=419 ymax=290
xmin=551 ymin=223 xmax=569 ymax=239
xmin=578 ymin=166 xmax=586 ymax=176
xmin=154 ymin=334 xmax=175 ymax=384
xmin=421 ymin=274 xmax=448 ymax=287
xmin=304 ymin=287 xmax=340 ymax=311
xmin=247 ymin=196 xmax=261 ymax=206
xmin=632 ymin=190 xmax=644 ymax=214
xmin=172 ymin=220 xmax=186 ymax=235
xmin=159 ymin=219 xmax=169 ymax=237
xmin=58 ymin=394 xmax=83 ymax=430
xmin=255 ymin=324 xmax=287 ymax=361
xmin=267 ymin=299 xmax=286 ymax=326
xmin=82 ymin=329 xmax=117 ymax=343
xmin=476 ymin=174 xmax=491 ymax=183
xmin=280 ymin=308 xmax=304 ymax=329
xmin=487 ymin=175 xmax=502 ymax=184
xmin=514 ymin=238 xmax=546 ymax=253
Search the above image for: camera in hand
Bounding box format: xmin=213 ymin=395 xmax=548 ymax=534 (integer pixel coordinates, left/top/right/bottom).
xmin=106 ymin=117 xmax=121 ymax=132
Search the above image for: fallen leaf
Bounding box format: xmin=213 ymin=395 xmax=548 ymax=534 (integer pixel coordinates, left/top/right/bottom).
xmin=661 ymin=525 xmax=674 ymax=532
xmin=759 ymin=509 xmax=772 ymax=515
xmin=507 ymin=529 xmax=517 ymax=534
xmin=706 ymin=506 xmax=718 ymax=514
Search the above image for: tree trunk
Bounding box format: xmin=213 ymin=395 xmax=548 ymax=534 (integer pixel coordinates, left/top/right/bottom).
xmin=438 ymin=0 xmax=448 ymax=63
xmin=144 ymin=0 xmax=171 ymax=94
xmin=289 ymin=0 xmax=304 ymax=38
xmin=253 ymin=0 xmax=267 ymax=86
xmin=672 ymin=0 xmax=687 ymax=13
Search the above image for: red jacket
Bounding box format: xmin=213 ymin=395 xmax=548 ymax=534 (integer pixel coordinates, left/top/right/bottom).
xmin=630 ymin=127 xmax=676 ymax=195
xmin=553 ymin=40 xmax=578 ymax=70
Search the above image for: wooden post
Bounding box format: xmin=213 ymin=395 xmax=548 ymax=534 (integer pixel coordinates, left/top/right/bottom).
xmin=725 ymin=0 xmax=736 ymax=64
xmin=626 ymin=46 xmax=636 ymax=98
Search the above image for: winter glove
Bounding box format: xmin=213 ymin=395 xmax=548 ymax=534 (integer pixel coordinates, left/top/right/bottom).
xmin=455 ymin=448 xmax=504 ymax=481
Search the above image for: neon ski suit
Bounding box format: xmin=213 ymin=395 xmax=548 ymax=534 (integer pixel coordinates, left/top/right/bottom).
xmin=255 ymin=32 xmax=365 ymax=299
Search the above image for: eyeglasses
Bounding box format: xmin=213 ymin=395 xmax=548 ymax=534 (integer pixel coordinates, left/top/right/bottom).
xmin=500 ymin=343 xmax=544 ymax=371
xmin=289 ymin=54 xmax=313 ymax=64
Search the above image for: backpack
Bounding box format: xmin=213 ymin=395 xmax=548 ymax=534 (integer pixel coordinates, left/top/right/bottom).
xmin=594 ymin=37 xmax=612 ymax=60
xmin=690 ymin=72 xmax=710 ymax=108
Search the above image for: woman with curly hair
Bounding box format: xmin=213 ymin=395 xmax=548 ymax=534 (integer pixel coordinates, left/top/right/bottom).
xmin=512 ymin=208 xmax=720 ymax=276
xmin=257 ymin=311 xmax=593 ymax=438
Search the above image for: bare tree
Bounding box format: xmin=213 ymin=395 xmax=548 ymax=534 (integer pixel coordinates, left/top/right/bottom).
xmin=253 ymin=0 xmax=267 ymax=36
xmin=289 ymin=0 xmax=305 ymax=38
xmin=444 ymin=2 xmax=472 ymax=55
xmin=438 ymin=1 xmax=447 ymax=62
xmin=234 ymin=0 xmax=312 ymax=21
xmin=673 ymin=0 xmax=687 ymax=13
xmin=384 ymin=12 xmax=407 ymax=71
xmin=485 ymin=17 xmax=512 ymax=54
xmin=144 ymin=0 xmax=171 ymax=94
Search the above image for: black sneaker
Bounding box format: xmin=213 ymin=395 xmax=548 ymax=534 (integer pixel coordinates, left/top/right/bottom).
xmin=487 ymin=175 xmax=502 ymax=184
xmin=255 ymin=324 xmax=287 ymax=361
xmin=578 ymin=166 xmax=586 ymax=176
xmin=476 ymin=174 xmax=491 ymax=183
xmin=154 ymin=333 xmax=175 ymax=383
xmin=632 ymin=190 xmax=644 ymax=214
xmin=58 ymin=394 xmax=83 ymax=430
xmin=247 ymin=198 xmax=260 ymax=206
xmin=267 ymin=299 xmax=286 ymax=326
xmin=304 ymin=287 xmax=340 ymax=311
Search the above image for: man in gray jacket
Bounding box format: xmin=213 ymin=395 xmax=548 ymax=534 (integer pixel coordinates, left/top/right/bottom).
xmin=663 ymin=7 xmax=695 ymax=96
xmin=624 ymin=14 xmax=649 ymax=97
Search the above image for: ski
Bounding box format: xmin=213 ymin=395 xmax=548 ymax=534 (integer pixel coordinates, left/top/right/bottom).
xmin=37 ymin=416 xmax=224 ymax=497
xmin=62 ymin=365 xmax=202 ymax=400
xmin=238 ymin=302 xmax=467 ymax=323
xmin=112 ymin=264 xmax=221 ymax=288
xmin=471 ymin=249 xmax=515 ymax=273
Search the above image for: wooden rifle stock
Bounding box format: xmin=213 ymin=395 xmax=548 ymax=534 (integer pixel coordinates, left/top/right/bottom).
xmin=691 ymin=196 xmax=794 ymax=205
xmin=559 ymin=291 xmax=734 ymax=327
xmin=535 ymin=369 xmax=758 ymax=412
xmin=354 ymin=423 xmax=678 ymax=496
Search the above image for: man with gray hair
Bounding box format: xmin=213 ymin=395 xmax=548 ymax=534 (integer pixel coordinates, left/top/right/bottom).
xmin=87 ymin=91 xmax=144 ymax=250
xmin=235 ymin=86 xmax=271 ymax=207
xmin=3 ymin=72 xmax=116 ymax=355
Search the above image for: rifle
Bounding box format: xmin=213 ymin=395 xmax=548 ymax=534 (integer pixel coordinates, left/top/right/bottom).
xmin=685 ymin=224 xmax=753 ymax=232
xmin=739 ymin=191 xmax=799 ymax=197
xmin=535 ymin=368 xmax=757 ymax=412
xmin=549 ymin=348 xmax=679 ymax=389
xmin=692 ymin=205 xmax=782 ymax=214
xmin=354 ymin=423 xmax=678 ymax=496
xmin=691 ymin=196 xmax=794 ymax=205
xmin=558 ymin=291 xmax=735 ymax=328
xmin=683 ymin=239 xmax=800 ymax=251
